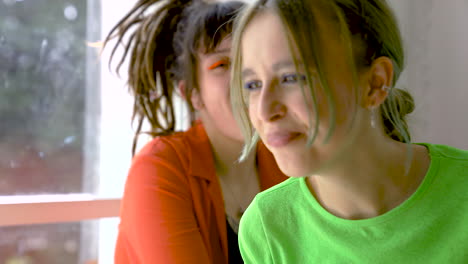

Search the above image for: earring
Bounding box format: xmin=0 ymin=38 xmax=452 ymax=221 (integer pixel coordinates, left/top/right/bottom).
xmin=371 ymin=108 xmax=377 ymax=129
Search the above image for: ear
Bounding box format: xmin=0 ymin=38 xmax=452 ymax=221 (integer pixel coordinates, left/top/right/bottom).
xmin=190 ymin=87 xmax=204 ymax=110
xmin=178 ymin=80 xmax=204 ymax=110
xmin=178 ymin=80 xmax=187 ymax=99
xmin=362 ymin=56 xmax=394 ymax=109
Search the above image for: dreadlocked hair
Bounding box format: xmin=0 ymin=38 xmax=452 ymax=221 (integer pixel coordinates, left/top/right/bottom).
xmin=103 ymin=0 xmax=244 ymax=155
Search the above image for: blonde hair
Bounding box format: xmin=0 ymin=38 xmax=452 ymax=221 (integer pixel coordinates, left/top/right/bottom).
xmin=231 ymin=0 xmax=415 ymax=162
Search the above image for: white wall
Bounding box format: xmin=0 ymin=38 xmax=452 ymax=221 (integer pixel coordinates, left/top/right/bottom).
xmin=389 ymin=0 xmax=468 ymax=149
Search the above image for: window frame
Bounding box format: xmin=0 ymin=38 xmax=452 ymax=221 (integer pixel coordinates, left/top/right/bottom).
xmin=0 ymin=195 xmax=120 ymax=227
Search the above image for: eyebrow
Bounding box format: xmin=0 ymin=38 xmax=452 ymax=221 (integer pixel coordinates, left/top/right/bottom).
xmin=209 ymin=48 xmax=231 ymax=55
xmin=272 ymin=60 xmax=296 ymax=71
xmin=242 ymin=68 xmax=255 ymax=79
xmin=242 ymin=60 xmax=301 ymax=79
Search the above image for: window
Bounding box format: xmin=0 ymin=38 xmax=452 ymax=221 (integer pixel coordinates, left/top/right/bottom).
xmin=0 ymin=0 xmax=97 ymax=195
xmin=0 ymin=221 xmax=97 ymax=264
xmin=0 ymin=0 xmax=135 ymax=262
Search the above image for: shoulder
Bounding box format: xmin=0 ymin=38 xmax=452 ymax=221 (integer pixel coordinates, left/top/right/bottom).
xmin=256 ymin=177 xmax=302 ymax=202
xmin=239 ymin=178 xmax=300 ymax=263
xmin=243 ymin=178 xmax=301 ymax=221
xmin=132 ymin=133 xmax=190 ymax=170
xmin=422 ymin=143 xmax=468 ymax=161
xmin=238 ymin=196 xmax=272 ymax=263
xmin=419 ymin=143 xmax=468 ymax=196
xmin=128 ymin=124 xmax=211 ymax=184
xmin=132 ymin=123 xmax=209 ymax=169
xmin=421 ymin=143 xmax=468 ymax=173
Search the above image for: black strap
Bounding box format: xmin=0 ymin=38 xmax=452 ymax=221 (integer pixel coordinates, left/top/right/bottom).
xmin=226 ymin=218 xmax=244 ymax=264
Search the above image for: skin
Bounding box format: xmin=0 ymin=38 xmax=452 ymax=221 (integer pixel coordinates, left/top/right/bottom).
xmin=184 ymin=37 xmax=260 ymax=225
xmin=241 ymin=11 xmax=430 ymax=220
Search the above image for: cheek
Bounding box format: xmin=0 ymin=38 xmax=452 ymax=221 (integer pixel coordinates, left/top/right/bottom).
xmin=305 ymin=80 xmax=345 ymax=127
xmin=288 ymin=87 xmax=319 ymax=126
xmin=202 ymin=75 xmax=229 ymax=102
xmin=220 ymin=75 xmax=233 ymax=106
xmin=247 ymin=94 xmax=261 ymax=127
xmin=219 ymin=73 xmax=231 ymax=95
xmin=309 ymin=84 xmax=328 ymax=116
xmin=331 ymin=82 xmax=356 ymax=124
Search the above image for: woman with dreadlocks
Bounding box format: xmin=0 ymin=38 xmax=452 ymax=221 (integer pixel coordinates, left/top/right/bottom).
xmin=104 ymin=0 xmax=286 ymax=263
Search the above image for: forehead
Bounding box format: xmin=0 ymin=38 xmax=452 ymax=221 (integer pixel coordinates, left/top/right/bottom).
xmin=198 ymin=37 xmax=232 ymax=59
xmin=241 ymin=11 xmax=298 ymax=68
xmin=243 ymin=11 xmax=285 ymax=43
xmin=241 ymin=7 xmax=348 ymax=67
xmin=213 ymin=36 xmax=232 ymax=52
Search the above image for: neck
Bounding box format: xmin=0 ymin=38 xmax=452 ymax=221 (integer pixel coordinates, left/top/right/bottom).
xmin=307 ymin=128 xmax=428 ymax=220
xmin=202 ymin=121 xmax=257 ymax=178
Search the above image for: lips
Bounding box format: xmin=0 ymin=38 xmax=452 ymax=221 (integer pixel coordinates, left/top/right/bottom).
xmin=266 ymin=131 xmax=302 ymax=148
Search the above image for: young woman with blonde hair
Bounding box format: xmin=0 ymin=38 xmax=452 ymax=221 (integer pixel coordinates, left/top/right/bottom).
xmin=230 ymin=0 xmax=468 ymax=262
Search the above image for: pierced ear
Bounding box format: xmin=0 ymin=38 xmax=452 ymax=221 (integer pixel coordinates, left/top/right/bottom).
xmin=179 ymin=81 xmax=204 ymax=110
xmin=178 ymin=80 xmax=187 ymax=100
xmin=363 ymin=56 xmax=394 ymax=109
xmin=190 ymin=88 xmax=204 ymax=110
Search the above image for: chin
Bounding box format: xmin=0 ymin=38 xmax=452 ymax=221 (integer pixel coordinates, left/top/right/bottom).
xmin=276 ymin=158 xmax=312 ymax=178
xmin=269 ymin=146 xmax=313 ymax=177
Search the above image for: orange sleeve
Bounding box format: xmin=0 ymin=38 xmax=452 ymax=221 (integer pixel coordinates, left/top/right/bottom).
xmin=114 ymin=140 xmax=211 ymax=264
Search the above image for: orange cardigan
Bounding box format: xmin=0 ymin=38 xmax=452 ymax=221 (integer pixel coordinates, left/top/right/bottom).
xmin=115 ymin=123 xmax=286 ymax=264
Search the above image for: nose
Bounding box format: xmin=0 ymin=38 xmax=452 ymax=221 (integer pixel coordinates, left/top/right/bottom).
xmin=257 ymin=79 xmax=286 ymax=122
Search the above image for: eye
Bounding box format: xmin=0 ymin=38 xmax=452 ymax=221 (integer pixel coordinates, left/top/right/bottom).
xmin=244 ymin=80 xmax=262 ymax=91
xmin=281 ymin=73 xmax=306 ymax=84
xmin=208 ymin=60 xmax=230 ymax=70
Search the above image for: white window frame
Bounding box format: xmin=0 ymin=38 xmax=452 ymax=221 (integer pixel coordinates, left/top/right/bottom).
xmin=0 ymin=195 xmax=120 ymax=227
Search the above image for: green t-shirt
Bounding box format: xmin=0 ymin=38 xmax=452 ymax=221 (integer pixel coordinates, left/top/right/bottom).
xmin=239 ymin=144 xmax=468 ymax=263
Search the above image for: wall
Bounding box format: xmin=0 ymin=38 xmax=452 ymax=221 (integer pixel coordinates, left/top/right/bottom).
xmin=390 ymin=0 xmax=468 ymax=149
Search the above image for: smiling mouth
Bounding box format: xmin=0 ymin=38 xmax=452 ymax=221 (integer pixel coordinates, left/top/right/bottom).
xmin=266 ymin=132 xmax=302 ymax=148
